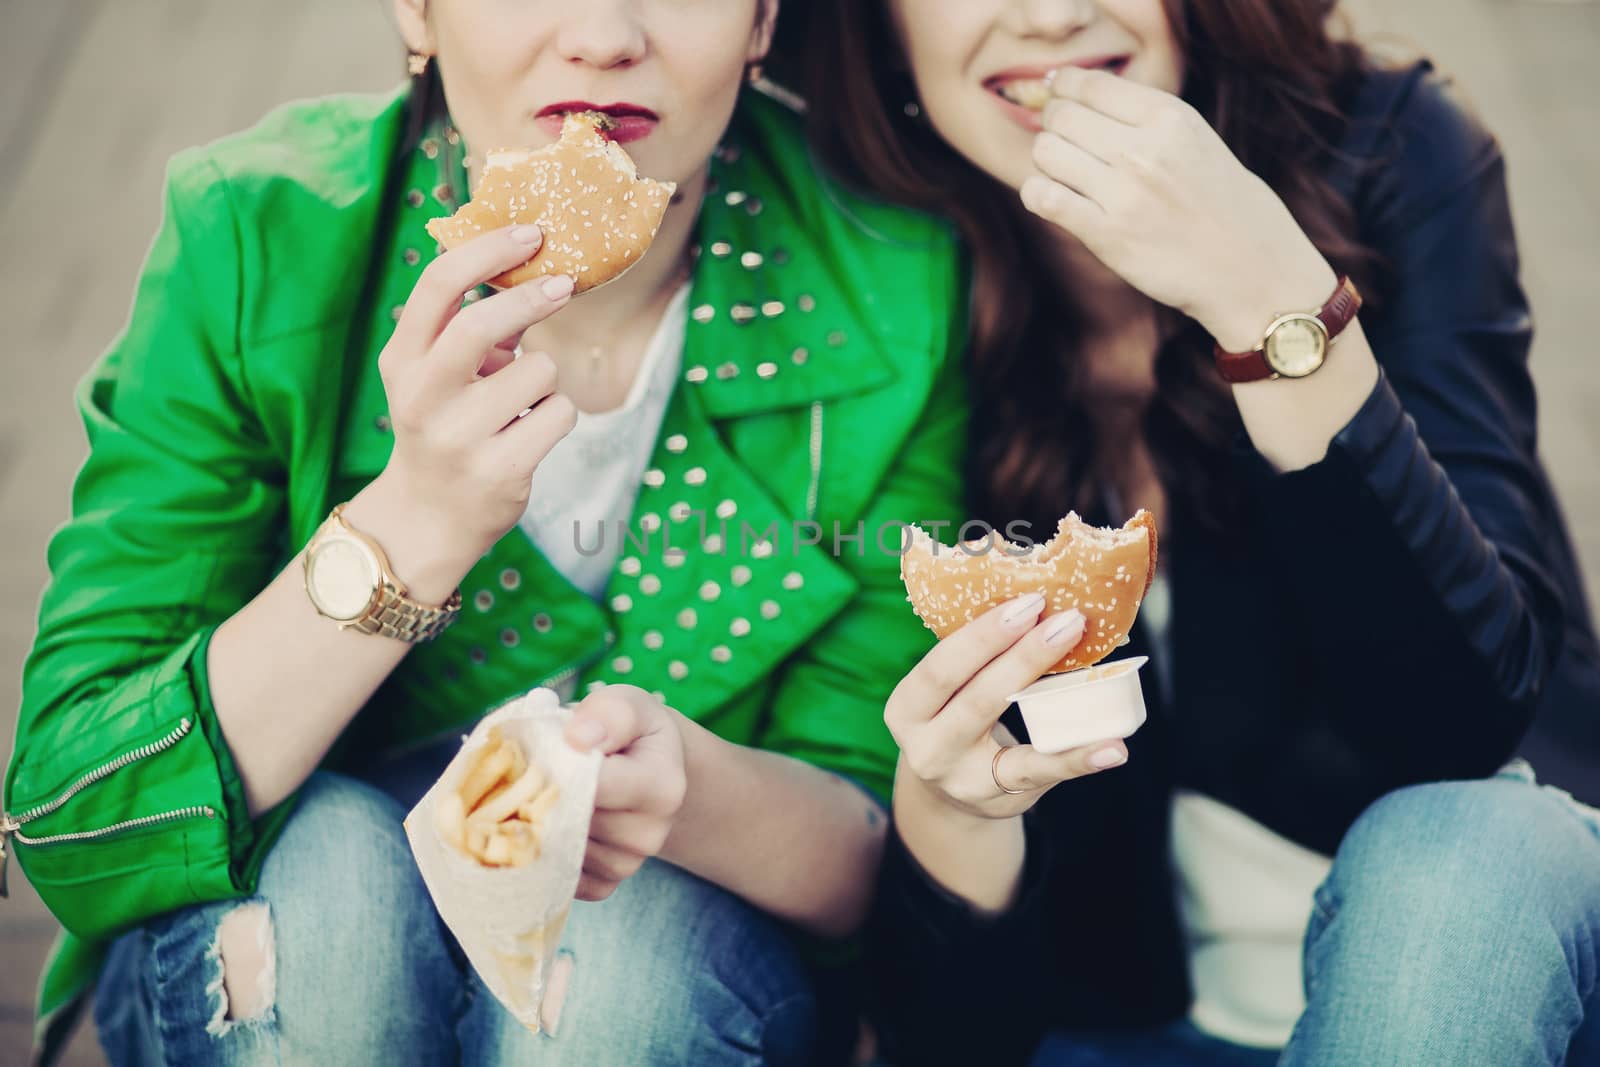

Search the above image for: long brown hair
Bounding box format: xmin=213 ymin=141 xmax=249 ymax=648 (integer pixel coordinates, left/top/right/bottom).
xmin=791 ymin=0 xmax=1388 ymax=539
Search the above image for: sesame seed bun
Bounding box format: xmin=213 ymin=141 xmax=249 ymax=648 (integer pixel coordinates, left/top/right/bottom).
xmin=426 ymin=113 xmax=677 ymax=294
xmin=901 ymin=510 xmax=1159 ymax=674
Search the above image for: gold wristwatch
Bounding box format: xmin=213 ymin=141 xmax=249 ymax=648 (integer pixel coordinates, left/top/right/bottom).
xmin=303 ymin=504 xmax=461 ymax=642
xmin=1213 ymin=276 xmax=1363 ymax=383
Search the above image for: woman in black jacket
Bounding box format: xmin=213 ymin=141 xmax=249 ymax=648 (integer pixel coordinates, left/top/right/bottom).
xmin=793 ymin=0 xmax=1600 ymax=1063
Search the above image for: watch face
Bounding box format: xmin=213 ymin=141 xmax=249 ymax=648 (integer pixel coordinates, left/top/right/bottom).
xmin=306 ymin=536 xmax=381 ymax=622
xmin=1265 ymin=316 xmax=1327 ymax=378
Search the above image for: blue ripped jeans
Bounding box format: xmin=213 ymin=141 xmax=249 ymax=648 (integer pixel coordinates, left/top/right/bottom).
xmin=93 ymin=772 xmax=817 ymax=1066
xmin=1032 ymin=765 xmax=1600 ymax=1066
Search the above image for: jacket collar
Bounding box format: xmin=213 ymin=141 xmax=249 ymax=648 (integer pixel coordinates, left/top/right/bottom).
xmin=678 ymin=94 xmax=900 ymax=418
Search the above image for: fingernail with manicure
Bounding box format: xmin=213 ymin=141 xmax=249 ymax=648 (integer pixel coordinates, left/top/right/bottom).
xmin=510 ymin=224 xmax=542 ymax=244
xmin=1090 ymin=747 xmax=1126 ymax=770
xmin=1001 ymin=592 xmax=1047 ymax=627
xmin=541 ymin=275 xmax=575 ymax=300
xmin=1043 ymin=608 xmax=1086 ymax=646
xmin=1088 ymin=748 xmax=1126 ymax=771
xmin=568 ymin=719 xmax=605 ymax=748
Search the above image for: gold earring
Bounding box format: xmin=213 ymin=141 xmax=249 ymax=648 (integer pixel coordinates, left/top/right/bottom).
xmin=746 ymin=62 xmax=764 ymax=86
xmin=408 ymin=52 xmax=431 ymax=77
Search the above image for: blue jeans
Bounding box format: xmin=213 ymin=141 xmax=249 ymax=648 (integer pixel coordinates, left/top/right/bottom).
xmin=94 ymin=772 xmax=817 ymax=1066
xmin=1033 ymin=768 xmax=1600 ymax=1066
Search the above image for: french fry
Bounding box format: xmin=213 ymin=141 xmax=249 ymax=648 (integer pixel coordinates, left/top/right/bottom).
xmin=505 ymin=736 xmax=530 ymax=782
xmin=434 ymin=791 xmax=467 ymax=852
xmin=459 ymin=741 xmax=516 ymax=810
xmin=518 ymin=783 xmax=561 ymax=827
xmin=486 ymin=725 xmax=529 ymax=780
xmin=465 ymin=821 xmax=493 ymax=863
xmin=497 ymin=821 xmax=542 ymax=867
xmin=469 ymin=763 xmax=548 ymax=826
xmin=439 ymin=727 xmax=560 ymax=869
xmin=503 ymin=834 xmax=541 ymax=867
xmin=477 ymin=776 xmax=513 ymax=814
xmin=482 ymin=831 xmax=515 ymax=867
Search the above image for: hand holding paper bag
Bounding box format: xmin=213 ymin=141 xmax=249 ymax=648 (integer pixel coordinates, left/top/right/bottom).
xmin=404 ymin=685 xmax=690 ymax=1033
xmin=404 ymin=688 xmax=601 ymax=1033
xmin=563 ymin=684 xmax=688 ymax=903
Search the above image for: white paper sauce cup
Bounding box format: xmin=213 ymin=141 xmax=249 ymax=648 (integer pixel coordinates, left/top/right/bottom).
xmin=1008 ymin=656 xmax=1149 ymax=754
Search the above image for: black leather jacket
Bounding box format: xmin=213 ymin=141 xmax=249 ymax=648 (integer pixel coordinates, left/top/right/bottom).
xmin=869 ymin=60 xmax=1600 ymax=1067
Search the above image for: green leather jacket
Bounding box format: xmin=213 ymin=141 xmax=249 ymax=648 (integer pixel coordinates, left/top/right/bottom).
xmin=3 ymin=84 xmax=966 ymax=1045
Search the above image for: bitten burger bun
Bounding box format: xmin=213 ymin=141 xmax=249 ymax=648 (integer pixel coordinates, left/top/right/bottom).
xmin=426 ymin=112 xmax=676 ymax=293
xmin=901 ymin=510 xmax=1159 ymax=675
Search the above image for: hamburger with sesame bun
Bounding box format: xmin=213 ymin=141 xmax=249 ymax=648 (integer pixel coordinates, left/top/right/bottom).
xmin=901 ymin=510 xmax=1159 ymax=675
xmin=426 ymin=112 xmax=676 ymax=294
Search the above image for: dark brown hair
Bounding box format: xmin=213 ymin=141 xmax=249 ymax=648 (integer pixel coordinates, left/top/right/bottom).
xmin=792 ymin=0 xmax=1388 ymax=538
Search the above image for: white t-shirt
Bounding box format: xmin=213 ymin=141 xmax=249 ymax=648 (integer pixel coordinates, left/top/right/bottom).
xmin=515 ymin=285 xmax=690 ymax=701
xmin=1139 ymin=569 xmax=1334 ymax=1050
xmin=1171 ymin=789 xmax=1332 ymax=1048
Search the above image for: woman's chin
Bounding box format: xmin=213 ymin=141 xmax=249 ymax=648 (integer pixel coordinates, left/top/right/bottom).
xmin=987 ymin=165 xmax=1035 ymax=198
xmin=975 ymin=135 xmax=1042 ymax=196
xmin=947 ymin=148 xmax=1027 ymax=196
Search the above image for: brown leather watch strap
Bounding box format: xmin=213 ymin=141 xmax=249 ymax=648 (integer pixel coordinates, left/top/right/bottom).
xmin=1317 ymin=276 xmax=1363 ymax=338
xmin=1214 ymin=276 xmax=1363 ymax=383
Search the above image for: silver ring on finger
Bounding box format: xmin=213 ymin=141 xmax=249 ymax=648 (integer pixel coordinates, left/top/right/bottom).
xmin=991 ymin=746 xmax=1027 ymax=796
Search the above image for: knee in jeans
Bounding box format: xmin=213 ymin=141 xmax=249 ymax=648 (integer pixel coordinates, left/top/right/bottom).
xmin=651 ymin=865 xmax=804 ymax=989
xmin=97 ymin=776 xmax=461 ymax=1062
xmin=569 ymin=862 xmax=816 ymax=1057
xmin=656 ymin=868 xmax=817 ymax=1056
xmin=268 ymin=774 xmax=428 ymax=918
xmin=1333 ymin=778 xmax=1592 ymax=927
xmin=244 ymin=774 xmax=448 ymax=1001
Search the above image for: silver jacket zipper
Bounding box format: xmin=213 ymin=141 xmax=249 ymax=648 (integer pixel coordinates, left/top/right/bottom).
xmin=365 ymin=639 xmax=613 ymax=766
xmin=806 ymin=401 xmax=824 ymax=522
xmin=530 ymin=629 xmax=616 ymax=699
xmin=536 ymin=660 xmax=585 ymax=694
xmin=1 ymin=718 xmax=213 ymax=898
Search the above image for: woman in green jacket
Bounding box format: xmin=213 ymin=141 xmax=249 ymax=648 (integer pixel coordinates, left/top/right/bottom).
xmin=3 ymin=2 xmax=966 ymax=1063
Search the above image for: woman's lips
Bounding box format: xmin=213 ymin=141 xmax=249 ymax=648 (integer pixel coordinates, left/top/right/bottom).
xmin=535 ymin=103 xmax=660 ymax=144
xmin=986 ymin=57 xmax=1130 ymax=132
xmin=535 ymin=113 xmax=657 ymax=144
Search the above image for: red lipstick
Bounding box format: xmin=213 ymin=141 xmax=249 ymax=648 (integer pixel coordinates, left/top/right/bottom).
xmin=536 ymin=101 xmax=659 ymax=144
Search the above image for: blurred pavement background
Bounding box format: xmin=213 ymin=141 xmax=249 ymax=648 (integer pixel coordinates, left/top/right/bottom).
xmin=2 ymin=1 xmax=1596 ymax=1062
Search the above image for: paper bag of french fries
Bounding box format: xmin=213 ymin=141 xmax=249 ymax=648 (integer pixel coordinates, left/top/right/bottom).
xmin=404 ymin=688 xmax=601 ymax=1032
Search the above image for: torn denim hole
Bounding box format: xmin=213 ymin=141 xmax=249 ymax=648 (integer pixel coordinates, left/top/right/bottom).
xmin=205 ymin=900 xmax=278 ymax=1037
xmin=540 ymin=950 xmax=576 ymax=1036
